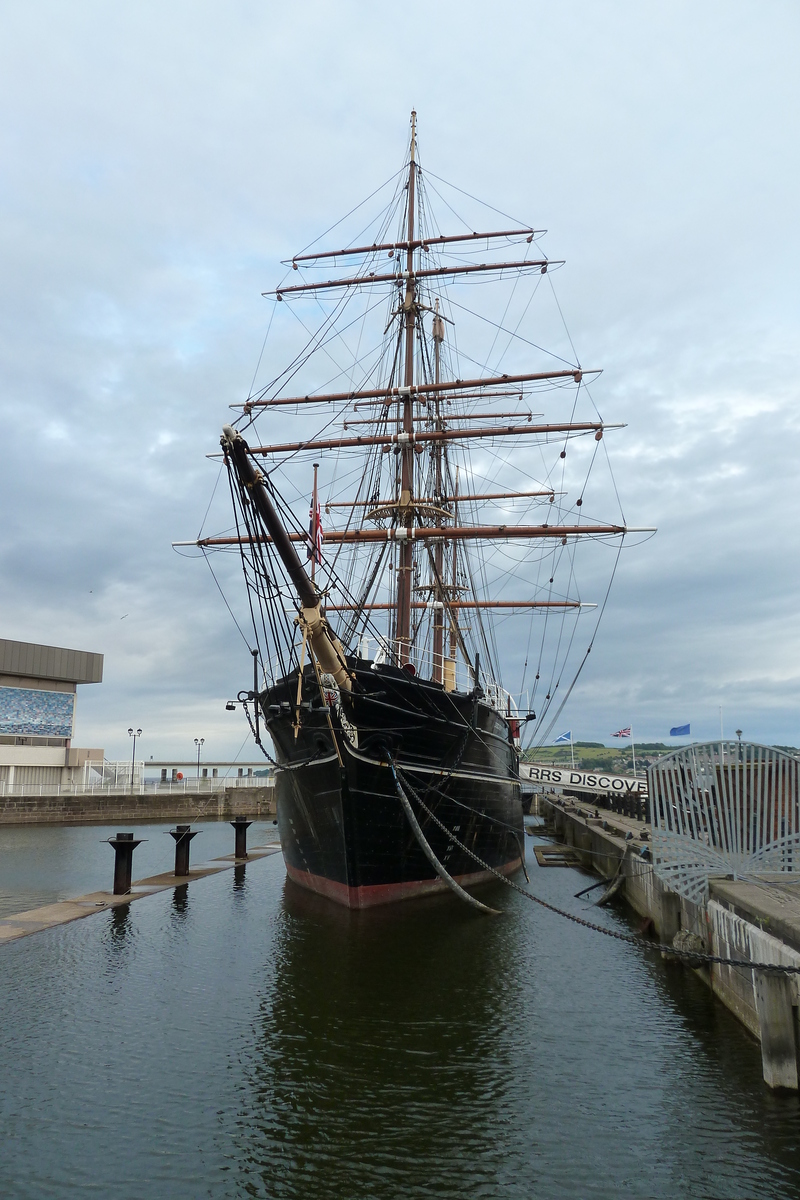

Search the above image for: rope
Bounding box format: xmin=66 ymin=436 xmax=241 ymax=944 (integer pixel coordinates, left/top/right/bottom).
xmin=388 ymin=760 xmax=500 ymax=916
xmin=394 ymin=765 xmax=800 ymax=977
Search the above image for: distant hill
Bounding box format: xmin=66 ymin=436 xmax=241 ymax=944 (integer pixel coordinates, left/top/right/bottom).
xmin=521 ymin=742 xmax=673 ymax=770
xmin=521 ymin=741 xmax=799 ymax=768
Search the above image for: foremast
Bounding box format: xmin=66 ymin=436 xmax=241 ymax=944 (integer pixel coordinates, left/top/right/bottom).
xmin=220 ymin=424 xmax=352 ymax=694
xmin=396 ymin=110 xmax=417 ymax=665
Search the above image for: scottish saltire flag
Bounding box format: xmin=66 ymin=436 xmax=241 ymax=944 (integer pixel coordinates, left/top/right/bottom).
xmin=554 ymin=731 xmax=572 ymax=744
xmin=307 ymin=497 xmax=324 ymax=564
xmin=612 ymin=727 xmax=631 ymax=738
xmin=670 ymin=724 xmax=690 ymax=736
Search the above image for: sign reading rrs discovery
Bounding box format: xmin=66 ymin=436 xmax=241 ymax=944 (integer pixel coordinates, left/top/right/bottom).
xmin=522 ymin=764 xmax=647 ymax=795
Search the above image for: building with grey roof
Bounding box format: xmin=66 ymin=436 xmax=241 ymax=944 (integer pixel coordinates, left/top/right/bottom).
xmin=0 ymin=638 xmax=104 ymax=792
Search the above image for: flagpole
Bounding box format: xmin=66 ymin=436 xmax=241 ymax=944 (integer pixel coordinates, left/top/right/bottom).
xmin=570 ymin=731 xmax=574 ymax=770
xmin=631 ymin=724 xmax=636 ymax=778
xmin=311 ymin=462 xmax=319 ymax=585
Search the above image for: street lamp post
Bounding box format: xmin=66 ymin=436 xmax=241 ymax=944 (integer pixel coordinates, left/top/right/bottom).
xmin=194 ymin=737 xmax=205 ymax=782
xmin=128 ymin=727 xmax=142 ymax=794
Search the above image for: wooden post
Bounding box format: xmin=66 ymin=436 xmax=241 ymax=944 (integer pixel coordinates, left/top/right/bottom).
xmin=754 ymin=970 xmax=799 ymax=1089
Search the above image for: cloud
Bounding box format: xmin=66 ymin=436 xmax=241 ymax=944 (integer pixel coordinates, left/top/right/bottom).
xmin=1 ymin=0 xmax=799 ymax=758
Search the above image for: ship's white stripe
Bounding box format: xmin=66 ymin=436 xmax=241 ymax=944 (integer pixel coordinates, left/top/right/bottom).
xmin=273 ymin=746 xmax=517 ymax=789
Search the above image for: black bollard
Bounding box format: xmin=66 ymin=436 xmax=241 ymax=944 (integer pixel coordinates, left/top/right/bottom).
xmin=169 ymin=824 xmax=200 ymax=876
xmin=107 ymin=832 xmax=145 ymax=895
xmin=231 ymin=818 xmax=253 ymax=860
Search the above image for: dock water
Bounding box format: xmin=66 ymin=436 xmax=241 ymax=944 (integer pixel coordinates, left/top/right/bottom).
xmin=7 ymin=821 xmax=800 ymax=1198
xmin=540 ymin=794 xmax=800 ymax=1089
xmin=0 ymin=844 xmax=282 ymax=945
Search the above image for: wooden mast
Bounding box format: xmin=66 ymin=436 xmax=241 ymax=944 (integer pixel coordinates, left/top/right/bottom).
xmin=310 ymin=462 xmax=319 ymax=584
xmin=432 ymin=299 xmax=445 ymax=683
xmin=190 ymin=521 xmax=637 ymax=548
xmin=242 ymin=419 xmax=611 ymax=456
xmin=204 ymin=116 xmax=654 ymax=696
xmin=396 ymin=110 xmax=417 ymax=666
xmin=239 ymin=367 xmax=590 ymax=410
xmin=447 ymin=466 xmax=459 ymax=688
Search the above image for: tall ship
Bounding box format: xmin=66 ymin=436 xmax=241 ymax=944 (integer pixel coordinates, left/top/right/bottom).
xmin=181 ymin=114 xmax=638 ymax=909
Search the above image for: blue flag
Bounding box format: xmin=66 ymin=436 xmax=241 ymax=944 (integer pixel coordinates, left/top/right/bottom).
xmin=670 ymin=724 xmax=690 ymax=737
xmin=554 ymin=731 xmax=572 ymax=744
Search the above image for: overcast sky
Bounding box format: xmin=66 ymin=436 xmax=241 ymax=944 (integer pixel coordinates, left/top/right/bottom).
xmin=1 ymin=1 xmax=799 ymax=761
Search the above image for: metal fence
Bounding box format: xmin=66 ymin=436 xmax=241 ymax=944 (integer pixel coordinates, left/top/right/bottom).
xmin=0 ymin=773 xmax=273 ymax=799
xmin=648 ymin=741 xmax=800 ymax=902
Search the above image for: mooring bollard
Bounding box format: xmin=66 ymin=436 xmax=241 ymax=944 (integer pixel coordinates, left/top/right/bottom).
xmin=168 ymin=824 xmax=200 ymax=876
xmin=231 ymin=818 xmax=253 ymax=860
xmin=106 ymin=831 xmax=145 ymax=895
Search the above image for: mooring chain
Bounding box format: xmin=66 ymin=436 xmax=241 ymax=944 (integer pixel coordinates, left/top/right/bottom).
xmin=241 ymin=699 xmax=278 ymax=764
xmin=394 ymin=765 xmax=800 ymax=977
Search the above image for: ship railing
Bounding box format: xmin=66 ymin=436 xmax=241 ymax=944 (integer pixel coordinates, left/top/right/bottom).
xmin=269 ymin=642 xmax=525 ymax=707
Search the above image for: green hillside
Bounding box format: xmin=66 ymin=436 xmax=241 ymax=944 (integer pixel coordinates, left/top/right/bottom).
xmin=521 ymin=742 xmax=672 ymax=771
xmin=522 ymin=741 xmax=800 ymax=771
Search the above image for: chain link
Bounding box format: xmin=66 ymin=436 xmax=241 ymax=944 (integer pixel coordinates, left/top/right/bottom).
xmin=395 ymin=765 xmax=800 ymax=977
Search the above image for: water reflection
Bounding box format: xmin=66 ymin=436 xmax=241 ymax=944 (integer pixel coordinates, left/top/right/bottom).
xmin=99 ymin=902 xmax=136 ymax=982
xmin=648 ymin=954 xmax=800 ymax=1137
xmin=233 ymin=863 xmax=247 ymax=895
xmin=171 ymin=884 xmax=190 ymax=918
xmin=109 ymin=903 xmax=131 ymax=943
xmin=234 ymin=878 xmax=524 ymax=1199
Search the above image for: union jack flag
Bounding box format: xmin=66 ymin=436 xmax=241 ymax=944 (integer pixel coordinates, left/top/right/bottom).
xmin=307 ymin=496 xmax=323 ymax=565
xmin=612 ymin=727 xmax=631 ymax=738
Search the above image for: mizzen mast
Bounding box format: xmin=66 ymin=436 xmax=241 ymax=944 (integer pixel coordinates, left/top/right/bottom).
xmin=431 ymin=299 xmax=445 ymax=684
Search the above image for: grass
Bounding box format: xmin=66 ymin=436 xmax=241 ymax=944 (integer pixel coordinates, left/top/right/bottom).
xmin=520 ymin=742 xmax=674 ymax=771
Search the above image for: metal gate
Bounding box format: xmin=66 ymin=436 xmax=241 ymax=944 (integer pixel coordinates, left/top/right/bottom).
xmin=648 ymin=742 xmax=800 ymax=902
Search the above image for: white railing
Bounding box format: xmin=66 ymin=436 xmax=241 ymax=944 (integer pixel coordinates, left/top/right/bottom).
xmin=650 ymin=741 xmax=800 ymax=902
xmin=274 ymin=639 xmax=528 ymax=709
xmin=0 ymin=774 xmax=273 ymax=799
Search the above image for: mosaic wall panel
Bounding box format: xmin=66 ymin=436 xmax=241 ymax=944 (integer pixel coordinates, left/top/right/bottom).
xmin=0 ymin=686 xmax=75 ymax=738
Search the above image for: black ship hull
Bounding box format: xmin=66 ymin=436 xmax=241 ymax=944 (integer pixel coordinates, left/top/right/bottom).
xmin=263 ymin=660 xmax=524 ymax=908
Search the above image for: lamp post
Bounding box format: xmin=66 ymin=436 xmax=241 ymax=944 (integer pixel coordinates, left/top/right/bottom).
xmin=128 ymin=727 xmax=142 ymax=794
xmin=194 ymin=737 xmax=205 ymax=781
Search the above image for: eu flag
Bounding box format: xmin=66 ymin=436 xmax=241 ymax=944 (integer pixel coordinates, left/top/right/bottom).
xmin=670 ymin=724 xmax=690 ymax=737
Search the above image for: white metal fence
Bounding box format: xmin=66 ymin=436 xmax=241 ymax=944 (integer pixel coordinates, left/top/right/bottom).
xmin=649 ymin=741 xmax=800 ymax=902
xmin=0 ymin=762 xmax=273 ymax=799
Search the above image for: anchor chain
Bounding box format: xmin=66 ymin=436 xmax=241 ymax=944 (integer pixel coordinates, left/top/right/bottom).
xmin=394 ymin=766 xmax=800 ymax=977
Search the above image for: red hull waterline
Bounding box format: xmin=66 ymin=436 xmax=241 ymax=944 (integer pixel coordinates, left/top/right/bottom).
xmin=285 ymin=858 xmax=522 ymax=909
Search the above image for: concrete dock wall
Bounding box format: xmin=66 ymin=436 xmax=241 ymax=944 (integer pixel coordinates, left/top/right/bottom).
xmin=545 ymin=797 xmax=684 ymax=940
xmin=0 ymin=785 xmax=275 ymax=825
xmin=708 ymin=903 xmax=789 ymax=1037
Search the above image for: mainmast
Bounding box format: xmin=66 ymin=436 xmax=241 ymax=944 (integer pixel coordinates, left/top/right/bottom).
xmin=396 ymin=110 xmax=417 ymax=665
xmin=197 ymin=114 xmax=653 ymax=699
